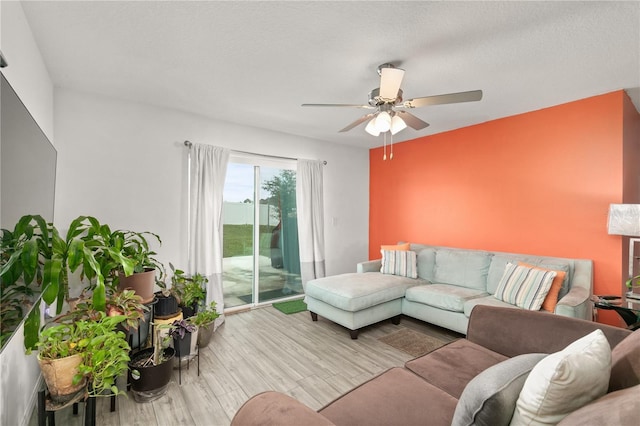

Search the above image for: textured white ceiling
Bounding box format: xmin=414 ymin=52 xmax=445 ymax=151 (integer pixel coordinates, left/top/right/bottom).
xmin=20 ymin=1 xmax=640 ymax=149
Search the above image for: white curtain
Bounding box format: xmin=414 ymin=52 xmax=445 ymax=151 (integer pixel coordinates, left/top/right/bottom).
xmin=188 ymin=144 xmax=230 ymax=330
xmin=296 ymin=159 xmax=326 ymax=290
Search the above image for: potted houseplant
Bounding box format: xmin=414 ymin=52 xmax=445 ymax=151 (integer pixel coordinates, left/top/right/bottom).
xmin=109 ymin=229 xmax=164 ymax=304
xmin=189 ymin=301 xmax=220 ymax=348
xmin=35 ymin=322 xmax=88 ymax=403
xmin=52 ymin=288 xmax=150 ymax=351
xmin=35 ymin=312 xmax=130 ymax=401
xmin=170 ymin=318 xmax=197 ymax=360
xmin=154 ymin=271 xmax=180 ymax=318
xmin=170 ymin=264 xmax=207 ymax=318
xmin=106 ymin=289 xmax=150 ymax=350
xmin=128 ymin=323 xmax=175 ymax=402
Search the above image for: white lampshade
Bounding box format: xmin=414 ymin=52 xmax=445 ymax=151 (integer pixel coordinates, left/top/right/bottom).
xmin=365 ymin=118 xmax=381 ymax=136
xmin=390 ymin=115 xmax=407 ymax=135
xmin=608 ymin=204 xmax=640 ymax=236
xmin=375 ymin=111 xmax=391 ymax=132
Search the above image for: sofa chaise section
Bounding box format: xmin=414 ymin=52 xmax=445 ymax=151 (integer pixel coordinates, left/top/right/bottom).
xmin=304 ymin=272 xmax=422 ymax=338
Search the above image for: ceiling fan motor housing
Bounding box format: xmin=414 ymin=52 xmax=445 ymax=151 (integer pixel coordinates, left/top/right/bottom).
xmin=368 ymin=88 xmax=403 ymax=106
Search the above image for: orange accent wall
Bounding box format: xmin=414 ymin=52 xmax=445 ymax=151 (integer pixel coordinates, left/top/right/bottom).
xmin=369 ymin=91 xmax=640 ymax=326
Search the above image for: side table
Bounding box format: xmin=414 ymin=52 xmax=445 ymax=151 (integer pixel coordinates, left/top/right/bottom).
xmin=593 ymin=295 xmax=640 ymax=330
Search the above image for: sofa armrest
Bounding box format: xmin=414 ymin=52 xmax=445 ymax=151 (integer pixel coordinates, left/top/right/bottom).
xmin=466 ymin=305 xmax=631 ymax=358
xmin=357 ymin=259 xmax=381 ymax=273
xmin=231 ymin=391 xmax=335 ymax=426
xmin=555 ymin=286 xmax=591 ymax=320
xmin=555 ymin=259 xmax=593 ymax=320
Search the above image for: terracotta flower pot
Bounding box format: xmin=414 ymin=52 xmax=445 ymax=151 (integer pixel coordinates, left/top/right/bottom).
xmin=118 ymin=268 xmax=156 ymax=304
xmin=38 ymin=353 xmax=86 ymax=403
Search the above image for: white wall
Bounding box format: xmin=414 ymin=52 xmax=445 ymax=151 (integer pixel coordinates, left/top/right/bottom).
xmin=54 ymin=88 xmax=370 ymax=279
xmin=0 ymin=1 xmax=54 ymax=141
xmin=0 ymin=2 xmax=54 ymax=426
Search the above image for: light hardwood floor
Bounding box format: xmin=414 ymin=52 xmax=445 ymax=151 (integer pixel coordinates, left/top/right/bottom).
xmin=29 ymin=306 xmax=461 ymax=426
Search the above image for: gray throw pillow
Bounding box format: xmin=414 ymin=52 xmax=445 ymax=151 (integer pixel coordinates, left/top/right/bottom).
xmin=451 ymin=353 xmax=547 ymax=426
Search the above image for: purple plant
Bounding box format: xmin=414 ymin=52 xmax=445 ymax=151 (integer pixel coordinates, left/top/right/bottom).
xmin=169 ymin=319 xmax=196 ymax=340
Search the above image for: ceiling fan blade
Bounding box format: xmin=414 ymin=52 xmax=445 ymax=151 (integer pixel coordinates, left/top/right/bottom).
xmin=403 ymin=90 xmax=483 ymax=108
xmin=379 ymin=67 xmax=405 ymax=100
xmin=339 ymin=113 xmax=377 ymax=132
xmin=302 ymin=103 xmax=373 ymax=109
xmin=396 ymin=110 xmax=430 ymax=130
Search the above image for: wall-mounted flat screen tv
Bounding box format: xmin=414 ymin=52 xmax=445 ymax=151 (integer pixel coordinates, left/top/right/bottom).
xmin=1 ymin=72 xmax=57 ymax=349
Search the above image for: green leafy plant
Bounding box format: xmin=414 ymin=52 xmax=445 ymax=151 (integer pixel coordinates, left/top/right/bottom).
xmin=106 ymin=289 xmax=147 ymax=330
xmin=36 ymin=312 xmax=130 ymax=397
xmin=189 ymin=301 xmax=220 ymax=327
xmin=76 ymin=313 xmax=131 ymax=397
xmin=169 ymin=263 xmax=207 ymax=307
xmin=626 ymin=274 xmax=640 ymax=289
xmin=54 ymin=289 xmax=147 ymax=332
xmin=0 ymin=215 xmax=93 ymax=349
xmin=116 ymin=230 xmax=164 ymax=276
xmin=1 ymin=215 xmax=164 ymax=351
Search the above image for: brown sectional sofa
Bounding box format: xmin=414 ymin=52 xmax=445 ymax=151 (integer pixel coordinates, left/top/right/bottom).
xmin=231 ymin=306 xmax=639 ymax=426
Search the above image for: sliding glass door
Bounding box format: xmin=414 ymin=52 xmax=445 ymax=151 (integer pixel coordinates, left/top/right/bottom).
xmin=222 ymin=156 xmax=302 ymax=308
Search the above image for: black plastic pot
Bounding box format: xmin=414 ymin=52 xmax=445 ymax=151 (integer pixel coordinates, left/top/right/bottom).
xmin=128 ymin=347 xmax=175 ymax=402
xmin=154 ymin=292 xmax=179 ymax=318
xmin=119 ymin=308 xmax=152 ymax=350
xmin=180 ymin=302 xmax=198 ymax=319
xmin=173 ymin=332 xmax=192 ymax=359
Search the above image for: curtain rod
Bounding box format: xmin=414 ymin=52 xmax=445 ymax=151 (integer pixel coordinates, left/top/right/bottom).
xmin=183 ymin=140 xmax=327 ymax=165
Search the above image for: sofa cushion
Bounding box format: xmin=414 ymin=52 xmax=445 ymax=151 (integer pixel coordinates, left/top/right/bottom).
xmin=464 ymin=296 xmax=520 ymax=318
xmin=451 ymin=353 xmax=547 ymax=426
xmin=405 ymin=284 xmax=487 ymax=313
xmin=537 ymin=259 xmax=572 ymax=298
xmin=415 ymin=246 xmax=436 ymax=282
xmin=609 ymin=328 xmax=640 ymax=392
xmin=305 ymin=273 xmax=420 ymax=312
xmin=557 ymin=384 xmax=640 ymax=426
xmin=405 ymin=339 xmax=508 ymax=399
xmin=319 ymin=367 xmax=457 ymax=426
xmin=511 ymin=329 xmax=612 ymax=425
xmin=494 ymin=263 xmax=556 ymax=310
xmin=434 ymin=248 xmax=492 ymax=290
xmin=380 ymin=249 xmax=418 ymax=278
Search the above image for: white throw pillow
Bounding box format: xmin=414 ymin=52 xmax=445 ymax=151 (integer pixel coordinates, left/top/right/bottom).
xmin=510 ymin=329 xmax=611 ymax=426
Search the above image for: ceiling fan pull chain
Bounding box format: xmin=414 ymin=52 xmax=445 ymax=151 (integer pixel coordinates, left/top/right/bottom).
xmin=383 ymin=132 xmax=387 ymax=160
xmin=390 ymin=132 xmax=394 ymax=160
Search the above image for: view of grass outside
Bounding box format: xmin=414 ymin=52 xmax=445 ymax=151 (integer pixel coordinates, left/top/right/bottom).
xmin=223 ymin=224 xmax=276 ymax=258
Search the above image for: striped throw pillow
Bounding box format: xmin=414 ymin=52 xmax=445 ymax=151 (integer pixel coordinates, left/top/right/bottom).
xmin=380 ymin=249 xmax=418 ymax=278
xmin=494 ymin=262 xmax=557 ymax=310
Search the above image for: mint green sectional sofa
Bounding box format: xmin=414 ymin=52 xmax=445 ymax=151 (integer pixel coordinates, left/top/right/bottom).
xmin=305 ymin=243 xmax=593 ymax=337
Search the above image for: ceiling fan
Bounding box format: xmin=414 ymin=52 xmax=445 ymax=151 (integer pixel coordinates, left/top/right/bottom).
xmin=302 ymin=63 xmax=483 ymax=137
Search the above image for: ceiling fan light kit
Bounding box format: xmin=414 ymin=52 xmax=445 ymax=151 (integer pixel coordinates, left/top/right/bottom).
xmin=302 ymin=62 xmax=483 ymax=159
